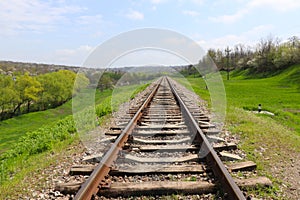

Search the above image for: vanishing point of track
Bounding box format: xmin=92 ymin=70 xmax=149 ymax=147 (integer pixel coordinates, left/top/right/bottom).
xmin=74 ymin=76 xmax=246 ymax=200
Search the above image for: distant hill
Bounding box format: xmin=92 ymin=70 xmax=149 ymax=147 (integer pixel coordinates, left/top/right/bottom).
xmin=0 ymin=60 xmax=189 ymax=77
xmin=0 ymin=60 xmax=80 ymax=76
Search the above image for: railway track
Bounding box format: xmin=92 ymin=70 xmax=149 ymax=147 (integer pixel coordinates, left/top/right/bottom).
xmin=56 ymin=76 xmax=272 ymax=199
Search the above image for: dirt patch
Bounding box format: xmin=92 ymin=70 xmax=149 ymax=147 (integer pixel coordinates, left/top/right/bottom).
xmin=284 ymin=108 xmax=300 ymax=114
xmin=230 ymin=107 xmax=300 ymax=199
xmin=270 ymin=150 xmax=300 ymax=199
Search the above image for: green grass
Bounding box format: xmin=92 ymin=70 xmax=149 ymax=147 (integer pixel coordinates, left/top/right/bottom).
xmin=0 ymin=89 xmax=112 ymax=153
xmin=0 ymin=83 xmax=149 ymax=153
xmin=179 ymin=65 xmax=300 ymax=199
xmin=183 ymin=64 xmax=300 ymax=134
xmin=0 ymin=83 xmax=149 ymax=157
xmin=0 ymin=137 xmax=81 ymax=199
xmin=226 ymin=106 xmax=299 ymax=199
xmin=0 ymin=82 xmax=150 ymax=197
xmin=225 ymin=80 xmax=300 ymax=134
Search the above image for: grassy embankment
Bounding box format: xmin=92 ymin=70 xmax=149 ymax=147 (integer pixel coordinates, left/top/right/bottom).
xmin=0 ymin=83 xmax=149 ymax=198
xmin=0 ymin=89 xmax=112 ymax=152
xmin=182 ymin=64 xmax=300 ymax=198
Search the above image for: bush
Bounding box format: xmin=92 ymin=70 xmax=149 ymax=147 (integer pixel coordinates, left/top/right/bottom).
xmin=0 ymin=116 xmax=75 ymax=161
xmin=96 ymin=97 xmax=112 ymax=117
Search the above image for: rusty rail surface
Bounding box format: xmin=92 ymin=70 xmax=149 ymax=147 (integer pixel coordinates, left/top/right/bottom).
xmin=74 ymin=78 xmax=162 ymax=200
xmin=166 ymin=77 xmax=245 ymax=200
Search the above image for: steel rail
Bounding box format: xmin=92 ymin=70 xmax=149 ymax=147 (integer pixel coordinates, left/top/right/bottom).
xmin=166 ymin=77 xmax=246 ymax=200
xmin=74 ymin=78 xmax=162 ymax=200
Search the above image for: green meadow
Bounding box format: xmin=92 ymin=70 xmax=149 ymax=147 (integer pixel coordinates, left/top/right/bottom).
xmin=0 ymin=82 xmax=149 ymax=154
xmin=0 ymin=89 xmax=112 ymax=152
xmin=186 ymin=64 xmax=300 ymax=134
xmin=182 ymin=64 xmax=300 ymax=198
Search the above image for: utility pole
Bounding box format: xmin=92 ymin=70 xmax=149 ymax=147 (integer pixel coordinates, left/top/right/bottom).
xmin=225 ymin=46 xmax=231 ymax=80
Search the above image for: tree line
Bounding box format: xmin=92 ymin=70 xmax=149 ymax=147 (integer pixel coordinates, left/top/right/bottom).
xmin=0 ymin=67 xmax=164 ymax=120
xmin=95 ymin=70 xmax=164 ymax=91
xmin=182 ymin=35 xmax=300 ymax=76
xmin=208 ymin=35 xmax=300 ymax=73
xmin=0 ymin=70 xmax=89 ymax=120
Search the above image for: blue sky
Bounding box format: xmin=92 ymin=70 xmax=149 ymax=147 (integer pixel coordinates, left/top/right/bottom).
xmin=1 ymin=0 xmax=300 ymax=66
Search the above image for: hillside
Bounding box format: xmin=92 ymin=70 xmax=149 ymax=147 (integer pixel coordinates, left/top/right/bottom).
xmin=276 ymin=64 xmax=300 ymax=88
xmin=181 ymin=64 xmax=300 ymax=133
xmin=0 ymin=89 xmax=112 ymax=153
xmin=231 ymin=64 xmax=300 ymax=84
xmin=229 ymin=65 xmax=300 ymax=133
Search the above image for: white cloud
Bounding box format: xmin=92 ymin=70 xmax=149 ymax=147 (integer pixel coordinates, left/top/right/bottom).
xmin=210 ymin=0 xmax=300 ymax=24
xmin=0 ymin=0 xmax=84 ymax=36
xmin=246 ymin=24 xmax=274 ymax=35
xmin=198 ymin=25 xmax=274 ymax=50
xmin=209 ymin=9 xmax=248 ymax=24
xmin=125 ymin=10 xmax=144 ymax=20
xmin=182 ymin=10 xmax=200 ymax=16
xmin=77 ymin=14 xmax=103 ymax=25
xmin=110 ymin=49 xmax=189 ymax=67
xmin=53 ymin=45 xmax=94 ymax=66
xmin=249 ymin=0 xmax=300 ymax=12
xmin=212 ymin=0 xmax=246 ymax=6
xmin=150 ymin=0 xmax=168 ymax=4
xmin=76 ymin=14 xmax=108 ymax=38
xmin=177 ymin=0 xmax=204 ymax=6
xmin=151 ymin=0 xmax=202 ymax=4
xmin=56 ymin=45 xmax=94 ymax=56
xmin=190 ymin=0 xmax=204 ymax=5
xmin=206 ymin=34 xmax=246 ymax=49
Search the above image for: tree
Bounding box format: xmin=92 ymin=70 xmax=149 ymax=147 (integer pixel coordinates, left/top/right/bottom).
xmin=15 ymin=73 xmax=42 ymax=113
xmin=197 ymin=35 xmax=300 ymax=76
xmin=98 ymin=73 xmax=113 ymax=91
xmin=254 ymin=36 xmax=280 ymax=72
xmin=57 ymin=70 xmax=76 ymax=99
xmin=0 ymin=69 xmax=89 ymax=120
xmin=37 ymin=70 xmax=78 ymax=109
xmin=287 ymin=36 xmax=300 ymax=64
xmin=73 ymin=73 xmax=90 ymax=93
xmin=225 ymin=47 xmax=231 ymax=80
xmin=0 ymin=75 xmax=19 ymax=118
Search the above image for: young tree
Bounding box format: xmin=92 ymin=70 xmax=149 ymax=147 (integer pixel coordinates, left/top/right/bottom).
xmin=73 ymin=73 xmax=90 ymax=93
xmin=14 ymin=73 xmax=42 ymax=113
xmin=98 ymin=73 xmax=113 ymax=91
xmin=287 ymin=36 xmax=300 ymax=64
xmin=0 ymin=75 xmax=19 ymax=118
xmin=37 ymin=70 xmax=78 ymax=109
xmin=255 ymin=36 xmax=280 ymax=72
